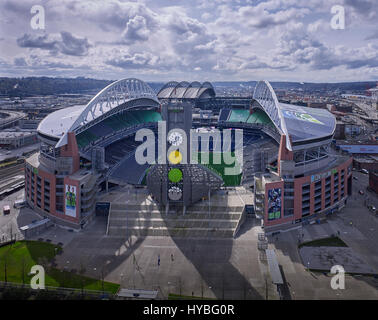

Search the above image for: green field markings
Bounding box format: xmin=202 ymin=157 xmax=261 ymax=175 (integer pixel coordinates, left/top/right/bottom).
xmin=192 ymin=151 xmax=242 ymax=187
xmin=0 ymin=241 xmax=119 ymax=294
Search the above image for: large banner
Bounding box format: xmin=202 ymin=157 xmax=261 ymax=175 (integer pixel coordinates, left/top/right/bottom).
xmin=267 ymin=188 xmax=281 ymax=221
xmin=65 ymin=184 xmax=77 ymax=217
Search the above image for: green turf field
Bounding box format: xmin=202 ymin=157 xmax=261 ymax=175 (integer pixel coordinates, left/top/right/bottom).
xmin=193 ymin=151 xmax=242 ymax=186
xmin=0 ymin=241 xmax=119 ymax=294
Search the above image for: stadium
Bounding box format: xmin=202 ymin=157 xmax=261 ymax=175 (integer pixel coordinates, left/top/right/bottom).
xmin=25 ymin=78 xmax=352 ymax=234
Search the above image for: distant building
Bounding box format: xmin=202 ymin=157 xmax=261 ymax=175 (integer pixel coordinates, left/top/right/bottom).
xmin=307 ymin=102 xmax=327 ymax=109
xmin=334 ymin=122 xmax=346 ymax=139
xmin=336 ymin=141 xmax=378 ymax=155
xmin=353 ymin=157 xmax=378 ymax=171
xmin=0 ymin=131 xmax=38 ymax=149
xmin=369 ymin=171 xmax=378 ymax=194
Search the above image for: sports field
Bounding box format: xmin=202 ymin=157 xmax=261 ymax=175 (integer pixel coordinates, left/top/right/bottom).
xmin=0 ymin=241 xmax=119 ymax=293
xmin=193 ymin=151 xmax=242 ymax=186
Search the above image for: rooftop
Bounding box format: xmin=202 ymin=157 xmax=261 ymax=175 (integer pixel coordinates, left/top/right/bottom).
xmin=0 ymin=130 xmax=36 ymax=138
xmin=37 ymin=105 xmax=86 ymax=139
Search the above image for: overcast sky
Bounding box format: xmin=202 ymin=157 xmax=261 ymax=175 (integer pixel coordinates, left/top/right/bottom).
xmin=0 ymin=0 xmax=377 ymax=82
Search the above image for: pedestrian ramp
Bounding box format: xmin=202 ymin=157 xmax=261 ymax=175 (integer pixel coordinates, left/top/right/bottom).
xmin=117 ymin=289 xmax=158 ymax=299
xmin=266 ymin=249 xmax=283 ymax=285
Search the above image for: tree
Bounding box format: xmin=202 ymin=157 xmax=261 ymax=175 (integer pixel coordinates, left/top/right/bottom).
xmin=79 ymin=262 xmax=86 ymax=296
xmin=21 ymin=256 xmax=26 ymax=286
xmin=3 ymin=247 xmax=12 ymax=283
xmin=101 ymin=266 xmax=105 ymax=294
xmin=178 ymin=277 xmax=182 ymax=297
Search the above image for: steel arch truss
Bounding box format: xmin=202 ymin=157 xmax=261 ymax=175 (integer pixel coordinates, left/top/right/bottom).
xmin=197 ymin=81 xmax=215 ymax=99
xmin=157 ymin=81 xmax=216 ymax=99
xmin=56 ymin=78 xmax=159 ymax=148
xmin=253 ymin=80 xmax=291 ymax=150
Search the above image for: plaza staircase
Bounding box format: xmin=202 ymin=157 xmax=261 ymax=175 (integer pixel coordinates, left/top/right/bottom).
xmin=106 ymin=201 xmax=244 ymax=238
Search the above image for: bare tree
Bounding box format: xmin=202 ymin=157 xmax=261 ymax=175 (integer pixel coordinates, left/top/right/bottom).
xmin=4 ymin=256 xmax=8 ymax=283
xmin=21 ymin=256 xmax=26 ymax=286
xmin=178 ymin=277 xmax=182 ymax=297
xmin=79 ymin=261 xmax=86 ymax=296
xmin=4 ymin=247 xmax=12 ymax=283
xmin=101 ymin=266 xmax=105 ymax=294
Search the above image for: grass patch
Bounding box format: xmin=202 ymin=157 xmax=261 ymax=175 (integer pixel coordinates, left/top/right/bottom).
xmin=193 ymin=151 xmax=242 ymax=187
xmin=0 ymin=240 xmax=119 ymax=294
xmin=299 ymin=236 xmax=348 ymax=248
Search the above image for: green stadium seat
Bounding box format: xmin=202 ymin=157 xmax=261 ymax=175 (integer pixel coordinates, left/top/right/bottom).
xmin=76 ymin=110 xmax=162 ymax=149
xmin=227 ymin=109 xmax=250 ymax=123
xmin=246 ymin=110 xmax=273 ymax=126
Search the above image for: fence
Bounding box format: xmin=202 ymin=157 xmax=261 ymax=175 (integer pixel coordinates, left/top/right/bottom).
xmin=0 ymin=280 xmax=115 ymax=298
xmin=0 ymin=232 xmax=24 ymax=246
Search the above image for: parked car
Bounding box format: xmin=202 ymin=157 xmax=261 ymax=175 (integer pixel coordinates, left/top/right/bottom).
xmin=14 ymin=199 xmax=27 ymax=209
xmin=353 ymin=176 xmax=358 ymax=180
xmin=361 ymin=169 xmax=369 ymax=174
xmin=3 ymin=205 xmax=10 ymax=215
xmin=359 ymin=190 xmax=364 ymax=195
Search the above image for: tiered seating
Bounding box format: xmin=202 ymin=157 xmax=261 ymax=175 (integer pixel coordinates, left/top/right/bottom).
xmin=76 ymin=131 xmax=98 ymax=149
xmin=105 ymin=136 xmax=140 ymax=165
xmin=88 ymin=122 xmax=114 ymax=136
xmin=227 ymin=109 xmax=250 ymax=122
xmin=76 ymin=109 xmax=161 ymax=149
xmin=110 ymin=157 xmax=149 ymax=185
xmin=136 ymin=110 xmax=162 ymax=123
xmin=246 ymin=109 xmax=272 ymax=125
xmin=223 ymin=108 xmax=273 ymax=127
xmin=218 ymin=108 xmax=231 ymax=121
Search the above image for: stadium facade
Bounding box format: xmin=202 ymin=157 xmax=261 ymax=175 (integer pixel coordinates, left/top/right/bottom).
xmin=25 ymin=78 xmax=352 ymax=232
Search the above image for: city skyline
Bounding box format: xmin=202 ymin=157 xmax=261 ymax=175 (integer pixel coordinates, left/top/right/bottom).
xmin=0 ymin=0 xmax=377 ymax=82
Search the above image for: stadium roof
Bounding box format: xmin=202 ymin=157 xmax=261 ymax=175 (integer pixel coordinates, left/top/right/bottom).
xmin=253 ymin=80 xmax=336 ymax=150
xmin=37 ymin=105 xmax=86 ymax=140
xmin=158 ymin=81 xmax=216 ymax=99
xmin=279 ymin=103 xmax=336 ymax=144
xmin=41 ymin=78 xmax=159 ymax=148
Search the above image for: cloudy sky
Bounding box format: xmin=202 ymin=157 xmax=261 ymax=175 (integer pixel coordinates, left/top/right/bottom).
xmin=0 ymin=0 xmax=377 ymax=82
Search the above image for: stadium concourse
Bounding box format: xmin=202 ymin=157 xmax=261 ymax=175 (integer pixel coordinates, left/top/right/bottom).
xmin=24 ymin=78 xmax=352 ymax=235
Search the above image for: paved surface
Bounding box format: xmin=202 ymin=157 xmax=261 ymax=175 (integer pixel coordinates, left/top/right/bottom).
xmin=0 ymin=143 xmax=40 ymax=162
xmin=0 ymin=169 xmax=377 ymax=299
xmin=299 ymin=246 xmax=376 ymax=274
xmin=0 ymin=189 xmax=40 ymax=241
xmin=41 ymin=217 xmax=277 ymax=300
xmin=269 ymin=170 xmax=378 ymax=299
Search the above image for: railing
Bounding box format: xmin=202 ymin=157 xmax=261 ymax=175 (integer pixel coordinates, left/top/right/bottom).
xmin=81 ymin=122 xmax=157 ymax=155
xmin=0 ymin=280 xmax=116 ymax=298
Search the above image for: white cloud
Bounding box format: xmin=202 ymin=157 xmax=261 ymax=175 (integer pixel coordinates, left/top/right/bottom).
xmin=0 ymin=0 xmax=376 ymax=81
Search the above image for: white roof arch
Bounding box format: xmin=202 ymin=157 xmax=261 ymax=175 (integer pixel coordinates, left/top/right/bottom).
xmin=253 ymin=80 xmax=291 ymax=151
xmin=157 ymin=81 xmax=216 ymax=99
xmin=56 ymin=78 xmax=159 ymax=148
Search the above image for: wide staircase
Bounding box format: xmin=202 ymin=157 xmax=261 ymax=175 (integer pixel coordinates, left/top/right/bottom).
xmin=107 ymin=200 xmax=244 ymax=238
